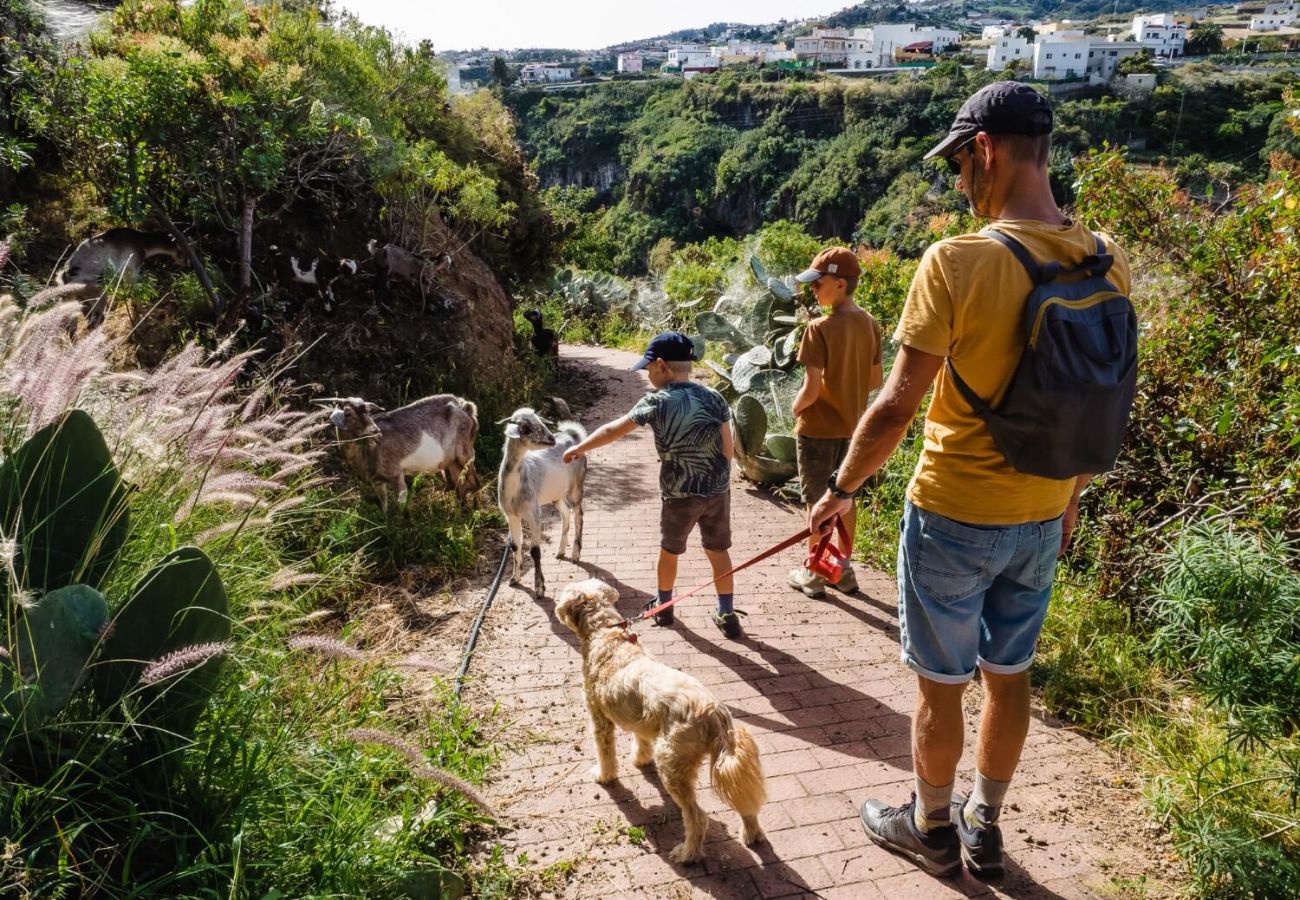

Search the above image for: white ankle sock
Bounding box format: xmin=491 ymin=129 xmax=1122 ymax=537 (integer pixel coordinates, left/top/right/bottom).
xmin=964 ymin=772 xmax=1011 ymax=827
xmin=913 ymin=775 xmax=954 ymax=832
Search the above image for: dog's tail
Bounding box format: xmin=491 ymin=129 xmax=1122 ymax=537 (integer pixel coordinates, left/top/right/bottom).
xmin=706 ymin=704 xmax=766 ymax=843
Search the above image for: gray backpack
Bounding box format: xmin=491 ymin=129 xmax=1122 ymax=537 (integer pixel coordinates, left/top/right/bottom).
xmin=947 ymin=228 xmax=1138 ymax=480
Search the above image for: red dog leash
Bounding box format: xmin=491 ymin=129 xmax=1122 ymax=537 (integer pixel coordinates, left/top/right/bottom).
xmin=627 ymin=515 xmax=852 ymax=628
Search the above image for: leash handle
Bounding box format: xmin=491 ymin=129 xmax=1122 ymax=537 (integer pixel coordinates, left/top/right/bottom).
xmin=635 ymin=523 xmax=813 ymax=622
xmin=805 ymin=515 xmax=851 ymax=576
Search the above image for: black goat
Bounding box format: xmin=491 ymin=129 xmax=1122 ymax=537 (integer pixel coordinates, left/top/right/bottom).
xmin=523 ymin=309 xmax=559 ymax=359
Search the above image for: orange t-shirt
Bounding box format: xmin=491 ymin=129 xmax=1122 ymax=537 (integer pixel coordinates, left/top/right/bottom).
xmin=894 ymin=219 xmax=1132 ymax=525
xmin=795 ymin=303 xmax=882 ymax=439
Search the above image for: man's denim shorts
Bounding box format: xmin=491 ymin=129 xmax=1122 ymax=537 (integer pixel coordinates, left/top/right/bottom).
xmin=896 ymin=500 xmax=1063 ymax=684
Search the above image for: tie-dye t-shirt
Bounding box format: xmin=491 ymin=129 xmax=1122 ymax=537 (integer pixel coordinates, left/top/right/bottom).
xmin=628 ymin=381 xmax=732 ymax=498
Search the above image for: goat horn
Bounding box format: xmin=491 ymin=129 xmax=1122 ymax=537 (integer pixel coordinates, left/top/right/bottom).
xmin=495 ymin=416 xmax=515 ymax=425
xmin=311 ymin=397 xmax=350 ymax=404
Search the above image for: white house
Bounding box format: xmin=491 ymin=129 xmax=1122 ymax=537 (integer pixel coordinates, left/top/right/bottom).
xmin=1086 ymin=40 xmax=1146 ymax=81
xmin=845 ymin=24 xmax=961 ymax=68
xmin=1033 ymin=37 xmax=1089 ymax=79
xmin=519 ymin=63 xmax=575 ymax=84
xmin=1250 ymin=2 xmax=1299 ymax=30
xmin=982 ymin=24 xmax=1020 ymax=39
xmin=617 ymin=52 xmax=643 ymax=73
xmin=987 ymin=33 xmax=1033 ymax=70
xmin=1131 ymin=14 xmax=1186 ymax=56
xmin=666 ymin=44 xmax=715 ymax=69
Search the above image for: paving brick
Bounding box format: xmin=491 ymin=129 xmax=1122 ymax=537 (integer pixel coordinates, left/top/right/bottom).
xmin=435 ymin=345 xmax=1171 ymax=898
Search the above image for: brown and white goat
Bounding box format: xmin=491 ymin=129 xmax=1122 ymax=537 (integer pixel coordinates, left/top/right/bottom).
xmin=56 ymin=228 xmax=189 ymax=325
xmin=366 ymin=240 xmax=452 ymax=297
xmin=325 ymin=395 xmax=480 ymax=512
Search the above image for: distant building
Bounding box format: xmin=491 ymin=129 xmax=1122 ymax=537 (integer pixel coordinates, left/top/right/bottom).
xmin=794 ymin=27 xmax=850 ymax=65
xmin=1250 ymin=1 xmax=1299 ymax=30
xmin=1033 ymin=38 xmax=1089 ymax=79
xmin=1131 ymin=13 xmax=1186 ymax=57
xmin=519 ymin=63 xmax=575 ymax=84
xmin=617 ymin=52 xmax=643 ymax=73
xmin=844 ymin=24 xmax=960 ymax=68
xmin=666 ymin=44 xmax=715 ymax=69
xmin=1086 ymin=40 xmax=1146 ymax=81
xmin=987 ymin=33 xmax=1033 ymax=70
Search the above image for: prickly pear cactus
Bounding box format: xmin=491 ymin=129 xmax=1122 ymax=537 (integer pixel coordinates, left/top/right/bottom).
xmin=0 ymin=409 xmax=130 ymax=598
xmin=731 ymin=395 xmax=797 ymax=486
xmin=96 ymin=547 xmax=230 ymax=736
xmin=2 ymin=584 xmax=109 ymax=729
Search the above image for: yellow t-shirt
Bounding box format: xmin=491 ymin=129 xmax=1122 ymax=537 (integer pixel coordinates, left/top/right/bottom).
xmin=894 ymin=219 xmax=1132 ymax=525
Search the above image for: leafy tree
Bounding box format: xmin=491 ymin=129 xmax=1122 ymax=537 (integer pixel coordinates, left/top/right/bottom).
xmin=1017 ymin=25 xmax=1038 ymax=42
xmin=1117 ymin=49 xmax=1156 ymax=76
xmin=490 ymin=55 xmax=515 ymax=87
xmin=1185 ymin=22 xmax=1224 ymax=57
xmin=576 ymin=64 xmax=595 ymax=79
xmin=0 ymin=0 xmax=49 ymax=198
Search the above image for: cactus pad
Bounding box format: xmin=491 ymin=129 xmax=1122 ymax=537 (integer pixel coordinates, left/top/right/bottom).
xmin=96 ymin=547 xmax=230 ymax=736
xmin=0 ymin=409 xmax=129 ymax=598
xmin=2 ymin=584 xmax=109 ymax=728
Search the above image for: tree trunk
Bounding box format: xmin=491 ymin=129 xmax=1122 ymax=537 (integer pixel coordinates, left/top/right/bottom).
xmin=147 ymin=191 xmax=222 ymax=317
xmin=239 ymin=194 xmax=255 ymax=293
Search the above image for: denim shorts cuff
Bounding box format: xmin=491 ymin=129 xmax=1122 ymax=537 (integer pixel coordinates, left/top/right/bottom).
xmin=902 ymin=652 xmax=976 ymax=685
xmin=977 ymin=656 xmax=1034 ymax=676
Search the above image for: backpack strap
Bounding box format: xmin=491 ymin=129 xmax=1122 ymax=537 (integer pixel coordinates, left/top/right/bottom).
xmin=945 ymin=359 xmax=990 ymax=418
xmin=1063 ymin=232 xmax=1115 ymax=278
xmin=984 ymin=228 xmax=1059 ymax=284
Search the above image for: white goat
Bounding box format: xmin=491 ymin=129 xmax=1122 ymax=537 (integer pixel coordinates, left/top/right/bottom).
xmin=497 ymin=407 xmax=587 ymax=596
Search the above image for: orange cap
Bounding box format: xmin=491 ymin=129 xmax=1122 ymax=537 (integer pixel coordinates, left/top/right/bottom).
xmin=795 ymin=247 xmax=862 ymax=283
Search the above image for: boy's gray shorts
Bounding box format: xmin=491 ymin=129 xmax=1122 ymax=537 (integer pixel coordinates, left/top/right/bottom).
xmin=797 ymin=435 xmax=851 ymax=505
xmin=660 ymin=492 xmax=731 ymax=554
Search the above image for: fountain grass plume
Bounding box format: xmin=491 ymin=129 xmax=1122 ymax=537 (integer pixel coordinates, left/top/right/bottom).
xmin=139 ymin=641 xmax=230 ymax=686
xmin=345 ymin=727 xmax=497 ymax=818
xmin=287 ymin=634 xmax=364 ymax=661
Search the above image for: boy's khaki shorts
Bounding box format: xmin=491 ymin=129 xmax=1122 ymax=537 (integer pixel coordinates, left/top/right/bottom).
xmin=797 ymin=435 xmax=851 ymax=506
xmin=660 ymin=492 xmax=731 ymax=555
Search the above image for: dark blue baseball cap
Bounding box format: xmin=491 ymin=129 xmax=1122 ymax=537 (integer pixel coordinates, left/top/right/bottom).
xmin=630 ymin=331 xmax=696 ymax=371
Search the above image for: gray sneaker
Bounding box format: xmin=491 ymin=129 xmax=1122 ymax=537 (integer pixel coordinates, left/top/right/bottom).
xmin=788 ymin=566 xmax=827 ymax=599
xmin=860 ymin=795 xmax=960 ymax=877
xmin=834 ymin=564 xmax=859 ymax=594
xmin=952 ymin=793 xmax=1005 ymax=878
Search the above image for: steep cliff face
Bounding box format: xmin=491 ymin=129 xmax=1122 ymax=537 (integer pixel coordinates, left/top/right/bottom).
xmin=538 ymin=161 xmax=624 ymax=197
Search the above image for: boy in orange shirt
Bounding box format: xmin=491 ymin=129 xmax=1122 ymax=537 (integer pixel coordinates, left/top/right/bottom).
xmin=788 ymin=247 xmax=882 ymax=598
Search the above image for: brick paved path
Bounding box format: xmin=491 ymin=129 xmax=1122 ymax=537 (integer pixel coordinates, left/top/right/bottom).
xmin=457 ymin=344 xmax=1165 ymax=899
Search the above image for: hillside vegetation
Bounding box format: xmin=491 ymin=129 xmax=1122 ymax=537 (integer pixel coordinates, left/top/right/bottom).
xmin=509 ymin=64 xmax=1296 ymax=273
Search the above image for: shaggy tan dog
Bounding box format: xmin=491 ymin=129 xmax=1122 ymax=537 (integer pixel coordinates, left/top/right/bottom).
xmin=556 ymin=578 xmax=767 ymax=863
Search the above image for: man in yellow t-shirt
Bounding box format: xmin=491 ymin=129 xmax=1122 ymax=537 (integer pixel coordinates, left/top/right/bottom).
xmin=808 ymin=82 xmax=1132 ymax=879
xmin=788 ymin=246 xmax=883 ymax=599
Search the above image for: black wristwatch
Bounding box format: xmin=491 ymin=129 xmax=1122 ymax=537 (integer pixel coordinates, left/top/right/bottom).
xmin=826 ymin=469 xmax=855 ymax=500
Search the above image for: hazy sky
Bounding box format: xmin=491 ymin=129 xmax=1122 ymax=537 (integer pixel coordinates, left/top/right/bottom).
xmin=339 ymin=0 xmax=853 ymax=52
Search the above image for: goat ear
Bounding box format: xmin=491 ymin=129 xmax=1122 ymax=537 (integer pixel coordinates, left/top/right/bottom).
xmin=504 ymin=423 xmax=522 ymax=440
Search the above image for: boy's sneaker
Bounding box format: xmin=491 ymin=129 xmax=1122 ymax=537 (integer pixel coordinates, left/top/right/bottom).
xmin=859 ymin=795 xmax=960 ymax=877
xmin=833 ymin=564 xmax=859 ymax=595
xmin=644 ymin=598 xmax=673 ymax=627
xmin=951 ymin=793 xmax=1005 ymax=878
xmin=788 ymin=566 xmax=827 ymax=599
xmin=712 ymin=609 xmax=744 ymax=639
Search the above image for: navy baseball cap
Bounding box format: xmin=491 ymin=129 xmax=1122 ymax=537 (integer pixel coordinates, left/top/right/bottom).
xmin=630 ymin=331 xmax=696 ymax=371
xmin=924 ymin=81 xmax=1053 ymax=160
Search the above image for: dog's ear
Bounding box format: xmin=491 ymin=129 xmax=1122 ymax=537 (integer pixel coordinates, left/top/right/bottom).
xmin=555 ymin=583 xmax=587 ymax=634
